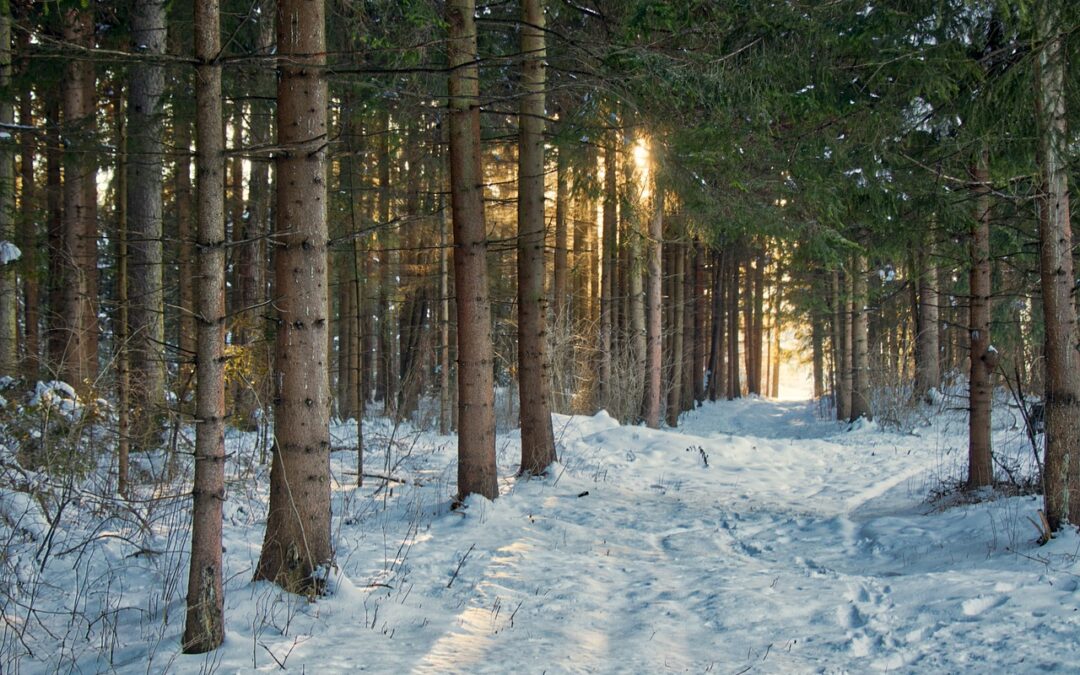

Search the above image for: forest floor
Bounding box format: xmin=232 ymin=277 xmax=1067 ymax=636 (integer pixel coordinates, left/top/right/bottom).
xmin=4 ymin=380 xmax=1080 ymax=673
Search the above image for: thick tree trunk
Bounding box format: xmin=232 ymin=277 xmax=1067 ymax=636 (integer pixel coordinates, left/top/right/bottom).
xmin=255 ymin=0 xmax=333 ymax=593
xmin=642 ymin=190 xmax=663 ymax=427
xmin=439 ymin=190 xmax=451 ymax=435
xmin=850 ymin=255 xmax=872 ymax=421
xmin=61 ymin=7 xmax=98 ymax=395
xmin=115 ymin=96 xmax=130 ymax=497
xmin=448 ymin=0 xmax=498 ymax=501
xmin=517 ymin=0 xmax=556 ymax=474
xmin=127 ymin=0 xmax=168 ymax=448
xmin=1035 ymin=1 xmax=1080 ymax=529
xmin=183 ymin=0 xmax=226 ymax=653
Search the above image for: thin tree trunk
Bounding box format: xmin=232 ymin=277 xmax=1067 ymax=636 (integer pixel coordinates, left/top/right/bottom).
xmin=834 ymin=269 xmax=851 ymax=421
xmin=553 ymin=146 xmax=568 ymax=325
xmin=448 ymin=0 xmax=498 ymax=501
xmin=127 ymin=0 xmax=168 ymax=448
xmin=727 ymin=249 xmax=740 ymax=399
xmin=45 ymin=92 xmax=63 ymax=372
xmin=751 ymin=248 xmax=765 ymax=395
xmin=681 ymin=243 xmax=694 ymax=412
xmin=183 ymin=0 xmax=225 ymax=652
xmin=173 ymin=111 xmax=196 ymax=395
xmin=850 ymin=255 xmax=872 ymax=421
xmin=666 ymin=240 xmax=684 ymax=426
xmin=17 ymin=32 xmax=37 ymax=380
xmin=692 ymin=240 xmax=706 ymax=404
xmin=115 ymin=95 xmax=130 ymax=497
xmin=771 ymin=263 xmax=782 ymax=398
xmin=642 ymin=189 xmax=663 ymax=427
xmin=439 ymin=187 xmax=451 ymax=435
xmin=968 ymin=151 xmax=995 ymax=488
xmin=255 ymin=0 xmax=333 ymax=593
xmin=599 ymin=138 xmax=616 ymax=408
xmin=0 ymin=5 xmax=14 ymax=374
xmin=811 ymin=299 xmax=824 ymax=399
xmin=61 ymin=7 xmax=98 ymax=395
xmin=915 ymin=238 xmax=940 ymax=400
xmin=517 ymin=0 xmax=556 ymax=474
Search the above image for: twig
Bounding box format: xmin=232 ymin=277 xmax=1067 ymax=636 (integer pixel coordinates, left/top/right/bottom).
xmin=447 ymin=543 xmax=475 ymax=588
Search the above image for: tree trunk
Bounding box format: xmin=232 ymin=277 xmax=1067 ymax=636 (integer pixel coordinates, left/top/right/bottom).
xmin=642 ymin=189 xmax=663 ymax=427
xmin=127 ymin=0 xmax=168 ymax=448
xmin=915 ymin=238 xmax=940 ymax=399
xmin=439 ymin=187 xmax=451 ymax=435
xmin=45 ymin=92 xmax=63 ymax=372
xmin=516 ymin=0 xmax=556 ymax=474
xmin=115 ymin=94 xmax=130 ymax=497
xmin=255 ymin=0 xmax=333 ymax=593
xmin=969 ymin=154 xmax=995 ymax=489
xmin=0 ymin=5 xmax=14 ymax=375
xmin=850 ymin=255 xmax=872 ymax=421
xmin=173 ymin=109 xmax=196 ymax=396
xmin=553 ymin=146 xmax=568 ymax=325
xmin=751 ymin=248 xmax=765 ymax=396
xmin=771 ymin=263 xmax=782 ymax=398
xmin=727 ymin=249 xmax=741 ymax=399
xmin=811 ymin=297 xmax=825 ymax=399
xmin=681 ymin=244 xmax=695 ymax=412
xmin=183 ymin=0 xmax=225 ymax=653
xmin=666 ymin=240 xmax=684 ymax=426
xmin=17 ymin=31 xmax=37 ymax=380
xmin=693 ymin=239 xmax=706 ymax=404
xmin=448 ymin=0 xmax=498 ymax=501
xmin=835 ymin=269 xmax=851 ymax=421
xmin=1035 ymin=0 xmax=1080 ymax=529
xmin=599 ymin=138 xmax=616 ymax=408
xmin=61 ymin=7 xmax=98 ymax=395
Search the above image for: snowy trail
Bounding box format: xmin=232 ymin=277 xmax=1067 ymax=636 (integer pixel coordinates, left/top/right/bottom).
xmin=22 ymin=395 xmax=1080 ymax=673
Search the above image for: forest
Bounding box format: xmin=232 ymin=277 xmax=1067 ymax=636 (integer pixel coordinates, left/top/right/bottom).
xmin=2 ymin=0 xmax=1080 ymax=671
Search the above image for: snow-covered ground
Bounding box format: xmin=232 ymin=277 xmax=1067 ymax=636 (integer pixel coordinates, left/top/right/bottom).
xmin=3 ymin=385 xmax=1080 ymax=673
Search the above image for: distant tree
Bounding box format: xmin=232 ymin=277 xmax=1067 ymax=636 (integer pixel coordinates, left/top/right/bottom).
xmin=60 ymin=5 xmax=98 ymax=395
xmin=126 ymin=0 xmax=168 ymax=448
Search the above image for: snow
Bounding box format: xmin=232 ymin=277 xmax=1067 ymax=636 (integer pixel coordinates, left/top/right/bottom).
xmin=3 ymin=386 xmax=1080 ymax=673
xmin=0 ymin=240 xmax=20 ymax=265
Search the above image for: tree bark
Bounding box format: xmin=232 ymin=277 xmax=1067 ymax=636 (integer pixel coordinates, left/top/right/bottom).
xmin=448 ymin=0 xmax=498 ymax=501
xmin=127 ymin=0 xmax=168 ymax=448
xmin=255 ymin=0 xmax=333 ymax=593
xmin=61 ymin=7 xmax=98 ymax=395
xmin=45 ymin=92 xmax=63 ymax=373
xmin=0 ymin=5 xmax=14 ymax=375
xmin=1035 ymin=0 xmax=1080 ymax=529
xmin=17 ymin=33 xmax=37 ymax=380
xmin=835 ymin=269 xmax=851 ymax=421
xmin=516 ymin=0 xmax=556 ymax=474
xmin=850 ymin=255 xmax=872 ymax=421
xmin=666 ymin=240 xmax=684 ymax=426
xmin=642 ymin=189 xmax=663 ymax=427
xmin=692 ymin=239 xmax=706 ymax=404
xmin=915 ymin=237 xmax=940 ymax=399
xmin=727 ymin=249 xmax=740 ymax=399
xmin=969 ymin=153 xmax=994 ymax=489
xmin=599 ymin=138 xmax=616 ymax=408
xmin=183 ymin=0 xmax=225 ymax=653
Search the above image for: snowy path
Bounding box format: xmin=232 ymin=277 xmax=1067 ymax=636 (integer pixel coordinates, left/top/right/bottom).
xmin=33 ymin=396 xmax=1080 ymax=673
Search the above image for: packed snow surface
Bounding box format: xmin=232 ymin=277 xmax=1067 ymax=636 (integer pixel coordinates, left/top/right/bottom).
xmin=4 ymin=394 xmax=1080 ymax=673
